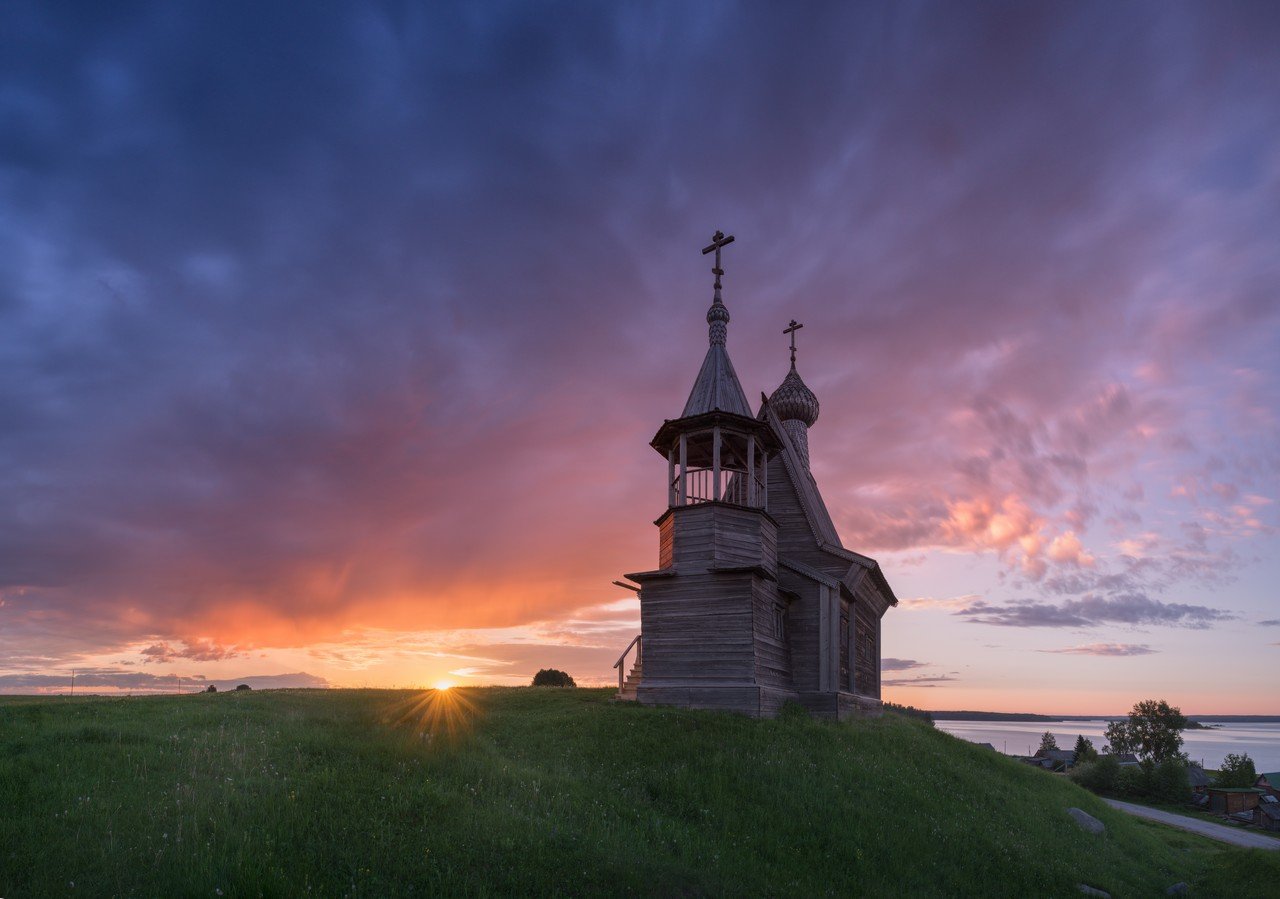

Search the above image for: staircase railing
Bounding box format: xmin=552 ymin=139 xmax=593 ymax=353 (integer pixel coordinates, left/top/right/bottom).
xmin=613 ymin=634 xmax=642 ymax=692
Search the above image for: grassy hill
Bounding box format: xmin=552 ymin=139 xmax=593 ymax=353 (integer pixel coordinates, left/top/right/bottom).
xmin=1 ymin=688 xmax=1275 ymax=896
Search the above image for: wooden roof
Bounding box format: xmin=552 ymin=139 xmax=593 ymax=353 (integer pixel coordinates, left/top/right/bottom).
xmin=682 ymin=342 xmax=753 ymax=418
xmin=760 ymin=395 xmax=899 ymax=606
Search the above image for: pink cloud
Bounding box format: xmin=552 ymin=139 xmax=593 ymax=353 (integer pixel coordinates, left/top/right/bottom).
xmin=1039 ymin=643 xmax=1158 ymax=657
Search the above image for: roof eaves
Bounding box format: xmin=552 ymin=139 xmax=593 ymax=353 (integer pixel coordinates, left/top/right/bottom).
xmin=779 ymin=557 xmax=841 ymax=589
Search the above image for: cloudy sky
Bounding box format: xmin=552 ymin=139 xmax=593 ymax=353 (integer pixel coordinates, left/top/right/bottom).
xmin=2 ymin=2 xmax=1277 ymax=711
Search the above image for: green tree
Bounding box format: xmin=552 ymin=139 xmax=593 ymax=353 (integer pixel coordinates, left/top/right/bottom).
xmin=531 ymin=668 xmax=576 ymax=687
xmin=1216 ymin=752 xmax=1258 ymax=788
xmin=1103 ymin=699 xmax=1187 ymax=764
xmin=1039 ymin=731 xmax=1058 ymax=753
xmin=1073 ymin=734 xmax=1098 ymax=763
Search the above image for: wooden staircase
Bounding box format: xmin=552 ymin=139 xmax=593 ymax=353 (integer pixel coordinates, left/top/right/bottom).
xmin=613 ymin=634 xmax=642 ymax=702
xmin=616 ymin=657 xmax=643 ymax=701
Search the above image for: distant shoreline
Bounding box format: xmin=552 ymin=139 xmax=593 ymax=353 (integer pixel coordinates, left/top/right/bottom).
xmin=928 ymin=711 xmax=1280 ymax=723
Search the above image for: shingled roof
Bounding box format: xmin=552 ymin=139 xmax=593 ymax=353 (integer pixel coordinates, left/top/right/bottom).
xmin=682 ymin=341 xmax=753 ymax=418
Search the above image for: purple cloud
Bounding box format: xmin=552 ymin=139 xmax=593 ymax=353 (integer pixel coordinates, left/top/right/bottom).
xmin=957 ymin=594 xmax=1233 ymax=628
xmin=0 ymin=2 xmax=1276 ymax=687
xmin=882 ymin=674 xmax=958 ymax=687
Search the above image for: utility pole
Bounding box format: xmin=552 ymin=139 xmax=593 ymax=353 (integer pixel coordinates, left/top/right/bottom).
xmin=70 ymin=669 xmax=75 ymax=697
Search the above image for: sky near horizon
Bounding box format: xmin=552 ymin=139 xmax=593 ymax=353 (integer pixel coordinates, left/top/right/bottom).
xmin=2 ymin=2 xmax=1278 ymax=712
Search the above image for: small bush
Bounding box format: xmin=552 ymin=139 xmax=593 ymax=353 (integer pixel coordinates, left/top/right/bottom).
xmin=881 ymin=701 xmax=934 ymax=725
xmin=205 ymin=685 xmax=218 ymax=693
xmin=1153 ymin=758 xmax=1189 ymax=803
xmin=1116 ymin=764 xmax=1149 ymax=797
xmin=235 ymin=684 xmax=252 ymax=691
xmin=1070 ymin=755 xmax=1120 ymax=794
xmin=531 ymin=669 xmax=575 ymax=687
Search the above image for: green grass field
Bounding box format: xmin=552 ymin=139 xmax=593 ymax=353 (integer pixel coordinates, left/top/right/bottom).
xmin=2 ymin=688 xmax=1276 ymax=896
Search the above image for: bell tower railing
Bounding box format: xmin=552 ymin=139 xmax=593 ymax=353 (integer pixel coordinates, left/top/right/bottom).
xmin=665 ymin=424 xmax=768 ymax=511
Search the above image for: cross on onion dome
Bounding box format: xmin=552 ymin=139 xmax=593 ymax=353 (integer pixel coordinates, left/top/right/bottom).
xmin=783 ymin=319 xmax=804 ymax=368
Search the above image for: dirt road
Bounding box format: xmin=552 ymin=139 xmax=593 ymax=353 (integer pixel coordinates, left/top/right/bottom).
xmin=1103 ymin=799 xmax=1280 ymax=851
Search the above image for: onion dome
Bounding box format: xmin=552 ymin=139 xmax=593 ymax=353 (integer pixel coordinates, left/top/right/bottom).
xmin=769 ymin=363 xmax=819 ymax=427
xmin=706 ymin=298 xmax=730 ymax=346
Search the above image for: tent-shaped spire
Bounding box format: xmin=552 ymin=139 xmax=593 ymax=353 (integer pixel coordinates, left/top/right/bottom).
xmin=682 ymin=342 xmax=753 ymax=417
xmin=680 ymin=231 xmax=753 ymax=419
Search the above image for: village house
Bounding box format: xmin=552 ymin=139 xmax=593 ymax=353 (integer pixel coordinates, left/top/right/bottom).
xmin=1256 ymin=796 xmax=1280 ymax=832
xmin=1206 ymin=787 xmax=1264 ymax=816
xmin=614 ymin=233 xmax=898 ymax=718
xmin=1028 ymin=749 xmax=1077 ymax=772
xmin=1104 ymin=753 xmax=1141 ymax=768
xmin=1187 ymin=764 xmax=1211 ymax=795
xmin=1256 ymin=772 xmax=1280 ymax=800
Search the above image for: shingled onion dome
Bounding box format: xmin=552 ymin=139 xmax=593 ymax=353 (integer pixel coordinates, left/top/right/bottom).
xmin=770 ymin=359 xmax=820 ymax=468
xmin=770 ymin=363 xmax=819 ymax=427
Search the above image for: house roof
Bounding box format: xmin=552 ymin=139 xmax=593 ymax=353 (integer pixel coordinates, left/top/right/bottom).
xmin=759 ymin=397 xmax=899 ymax=607
xmin=1207 ymin=787 xmax=1264 ymax=794
xmin=1259 ymin=772 xmax=1280 ymax=783
xmin=1102 ymin=753 xmax=1140 ymax=765
xmin=779 ymin=557 xmax=842 ymax=590
xmin=1259 ymin=803 xmax=1280 ymax=822
xmin=1187 ymin=766 xmax=1211 ymax=787
xmin=1036 ymin=749 xmax=1076 ymax=762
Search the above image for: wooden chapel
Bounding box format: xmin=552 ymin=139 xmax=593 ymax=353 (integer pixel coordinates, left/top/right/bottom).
xmin=614 ymin=231 xmax=898 ymax=718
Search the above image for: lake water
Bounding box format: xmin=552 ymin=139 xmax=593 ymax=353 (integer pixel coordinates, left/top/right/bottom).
xmin=934 ymin=719 xmax=1280 ymax=771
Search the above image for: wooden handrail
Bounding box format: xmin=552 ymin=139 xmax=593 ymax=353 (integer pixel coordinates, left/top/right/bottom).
xmin=613 ymin=634 xmax=642 ymax=692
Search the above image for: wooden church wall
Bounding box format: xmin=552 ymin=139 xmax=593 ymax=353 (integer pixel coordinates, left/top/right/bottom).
xmin=750 ymin=577 xmax=791 ymax=689
xmin=640 ymin=571 xmax=757 ymax=681
xmin=657 ymin=504 xmax=778 ymax=575
xmin=780 ymin=581 xmax=821 ymax=693
xmin=853 ymin=590 xmax=879 ymax=697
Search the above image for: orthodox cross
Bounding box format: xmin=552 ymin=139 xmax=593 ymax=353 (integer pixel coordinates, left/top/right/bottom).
xmin=784 ymin=319 xmax=804 ymax=366
xmin=701 ymin=230 xmax=735 ymax=295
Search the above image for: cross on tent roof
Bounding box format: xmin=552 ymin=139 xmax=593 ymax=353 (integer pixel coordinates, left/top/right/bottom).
xmin=701 ymin=230 xmax=735 ymax=300
xmin=784 ymin=319 xmax=804 ymax=367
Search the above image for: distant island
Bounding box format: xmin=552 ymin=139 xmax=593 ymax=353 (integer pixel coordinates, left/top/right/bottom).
xmin=928 ymin=710 xmax=1280 ymax=724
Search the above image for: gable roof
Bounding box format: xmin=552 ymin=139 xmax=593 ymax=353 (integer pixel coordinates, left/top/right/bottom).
xmin=760 ymin=395 xmax=898 ymax=606
xmin=1259 ymin=772 xmax=1280 ymax=784
xmin=682 ymin=343 xmax=752 ymax=418
xmin=760 ymin=396 xmax=842 ymax=544
xmin=1035 ymin=749 xmax=1076 ymax=762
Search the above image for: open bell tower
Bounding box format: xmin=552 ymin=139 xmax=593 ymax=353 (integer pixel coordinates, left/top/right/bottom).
xmin=623 ymin=231 xmax=793 ymax=715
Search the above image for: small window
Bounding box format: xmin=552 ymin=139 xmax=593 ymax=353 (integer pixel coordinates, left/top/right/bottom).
xmin=773 ymin=603 xmax=786 ymax=640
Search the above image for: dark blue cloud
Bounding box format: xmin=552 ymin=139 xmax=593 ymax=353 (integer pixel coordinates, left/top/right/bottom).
xmin=1 ymin=1 xmax=1277 ymax=669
